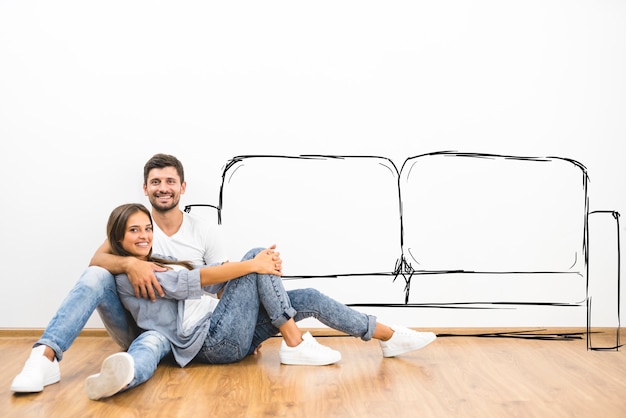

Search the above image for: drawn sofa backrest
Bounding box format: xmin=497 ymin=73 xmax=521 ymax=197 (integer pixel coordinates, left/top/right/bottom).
xmin=211 ymin=153 xmax=588 ymax=301
xmin=216 ymin=155 xmax=402 ymax=278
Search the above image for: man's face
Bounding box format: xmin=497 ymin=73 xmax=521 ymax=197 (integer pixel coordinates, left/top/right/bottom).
xmin=144 ymin=166 xmax=186 ymax=213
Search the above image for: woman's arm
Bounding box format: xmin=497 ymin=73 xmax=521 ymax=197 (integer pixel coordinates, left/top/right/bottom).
xmin=199 ymin=246 xmax=282 ymax=287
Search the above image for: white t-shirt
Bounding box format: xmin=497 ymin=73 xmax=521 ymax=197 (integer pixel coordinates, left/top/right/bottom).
xmin=152 ymin=211 xmax=228 ymax=332
xmin=152 ymin=211 xmax=227 ymax=267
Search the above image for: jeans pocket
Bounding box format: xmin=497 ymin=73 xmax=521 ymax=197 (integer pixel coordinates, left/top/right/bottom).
xmin=198 ymin=338 xmax=243 ymax=364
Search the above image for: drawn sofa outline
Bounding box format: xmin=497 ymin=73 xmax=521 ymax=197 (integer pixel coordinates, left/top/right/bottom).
xmin=185 ymin=151 xmax=621 ymax=350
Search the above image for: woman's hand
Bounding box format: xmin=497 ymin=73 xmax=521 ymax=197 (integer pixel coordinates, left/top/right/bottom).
xmin=253 ymin=244 xmax=283 ymax=276
xmin=200 ymin=247 xmax=283 ymax=287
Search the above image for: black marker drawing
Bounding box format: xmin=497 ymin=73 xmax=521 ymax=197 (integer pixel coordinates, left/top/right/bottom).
xmin=185 ymin=152 xmax=621 ymax=351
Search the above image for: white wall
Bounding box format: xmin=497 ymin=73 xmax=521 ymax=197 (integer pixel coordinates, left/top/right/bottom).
xmin=0 ymin=1 xmax=624 ymax=329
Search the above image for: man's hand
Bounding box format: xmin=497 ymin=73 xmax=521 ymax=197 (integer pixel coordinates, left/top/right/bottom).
xmin=126 ymin=258 xmax=167 ymax=301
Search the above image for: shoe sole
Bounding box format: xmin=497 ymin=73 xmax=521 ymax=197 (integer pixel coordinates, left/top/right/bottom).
xmin=280 ymin=352 xmax=342 ymax=366
xmin=10 ymin=366 xmax=60 ymax=393
xmin=382 ymin=333 xmax=437 ymax=357
xmin=10 ymin=373 xmax=60 ymax=393
xmin=85 ymin=353 xmax=134 ymax=400
xmin=280 ymin=358 xmax=341 ymax=366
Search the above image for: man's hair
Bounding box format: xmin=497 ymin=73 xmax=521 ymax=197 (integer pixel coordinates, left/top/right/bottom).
xmin=143 ymin=153 xmax=185 ymax=185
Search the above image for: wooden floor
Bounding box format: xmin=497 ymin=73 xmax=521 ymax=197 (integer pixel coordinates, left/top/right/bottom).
xmin=1 ymin=328 xmax=624 ymax=418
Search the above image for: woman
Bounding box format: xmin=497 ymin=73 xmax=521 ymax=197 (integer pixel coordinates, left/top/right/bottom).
xmin=86 ymin=203 xmax=436 ymax=400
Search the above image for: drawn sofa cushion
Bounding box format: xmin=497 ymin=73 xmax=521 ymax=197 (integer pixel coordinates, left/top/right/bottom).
xmin=400 ymin=153 xmax=587 ymax=305
xmin=213 ymin=155 xmax=407 ymax=304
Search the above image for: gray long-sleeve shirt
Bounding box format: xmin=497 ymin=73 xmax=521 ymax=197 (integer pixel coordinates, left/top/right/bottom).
xmin=115 ymin=265 xmax=224 ymax=367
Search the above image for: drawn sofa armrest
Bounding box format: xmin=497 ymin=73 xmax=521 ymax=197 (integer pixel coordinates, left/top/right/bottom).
xmin=587 ymin=210 xmax=621 ymax=349
xmin=184 ymin=204 xmax=220 ymax=224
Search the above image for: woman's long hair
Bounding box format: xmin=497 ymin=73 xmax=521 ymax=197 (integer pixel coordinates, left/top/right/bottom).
xmin=106 ymin=203 xmax=193 ymax=270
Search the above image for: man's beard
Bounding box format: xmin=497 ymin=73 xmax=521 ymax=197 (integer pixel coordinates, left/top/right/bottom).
xmin=150 ymin=195 xmax=179 ymax=213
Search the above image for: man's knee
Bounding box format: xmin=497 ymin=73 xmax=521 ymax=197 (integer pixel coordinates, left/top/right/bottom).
xmin=133 ymin=330 xmax=171 ymax=360
xmin=77 ymin=266 xmax=115 ymax=289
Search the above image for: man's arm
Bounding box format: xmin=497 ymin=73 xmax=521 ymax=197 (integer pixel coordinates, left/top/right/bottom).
xmin=89 ymin=240 xmax=166 ymax=301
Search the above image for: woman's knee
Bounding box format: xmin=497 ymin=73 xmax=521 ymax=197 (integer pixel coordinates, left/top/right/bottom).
xmin=300 ymin=287 xmax=323 ymax=300
xmin=240 ymin=247 xmax=265 ymax=261
xmin=289 ymin=288 xmax=324 ymax=309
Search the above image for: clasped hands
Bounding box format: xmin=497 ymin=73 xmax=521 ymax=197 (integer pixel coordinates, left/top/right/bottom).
xmin=254 ymin=244 xmax=283 ymax=276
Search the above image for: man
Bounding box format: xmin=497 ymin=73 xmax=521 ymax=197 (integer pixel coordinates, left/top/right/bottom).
xmin=11 ymin=153 xmax=227 ymax=393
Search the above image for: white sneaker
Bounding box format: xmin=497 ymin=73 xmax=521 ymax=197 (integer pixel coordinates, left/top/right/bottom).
xmin=279 ymin=332 xmax=342 ymax=366
xmin=379 ymin=325 xmax=437 ymax=357
xmin=85 ymin=352 xmax=134 ymax=400
xmin=11 ymin=345 xmax=60 ymax=393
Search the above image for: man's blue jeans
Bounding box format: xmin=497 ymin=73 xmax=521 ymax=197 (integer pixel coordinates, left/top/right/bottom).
xmin=36 ymin=265 xmax=172 ymax=391
xmin=36 ymin=266 xmax=144 ymax=360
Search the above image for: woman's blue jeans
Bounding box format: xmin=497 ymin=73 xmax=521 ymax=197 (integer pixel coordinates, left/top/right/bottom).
xmin=125 ymin=248 xmax=377 ymax=391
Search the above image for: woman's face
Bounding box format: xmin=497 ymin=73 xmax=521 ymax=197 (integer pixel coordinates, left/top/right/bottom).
xmin=120 ymin=211 xmax=153 ymax=260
